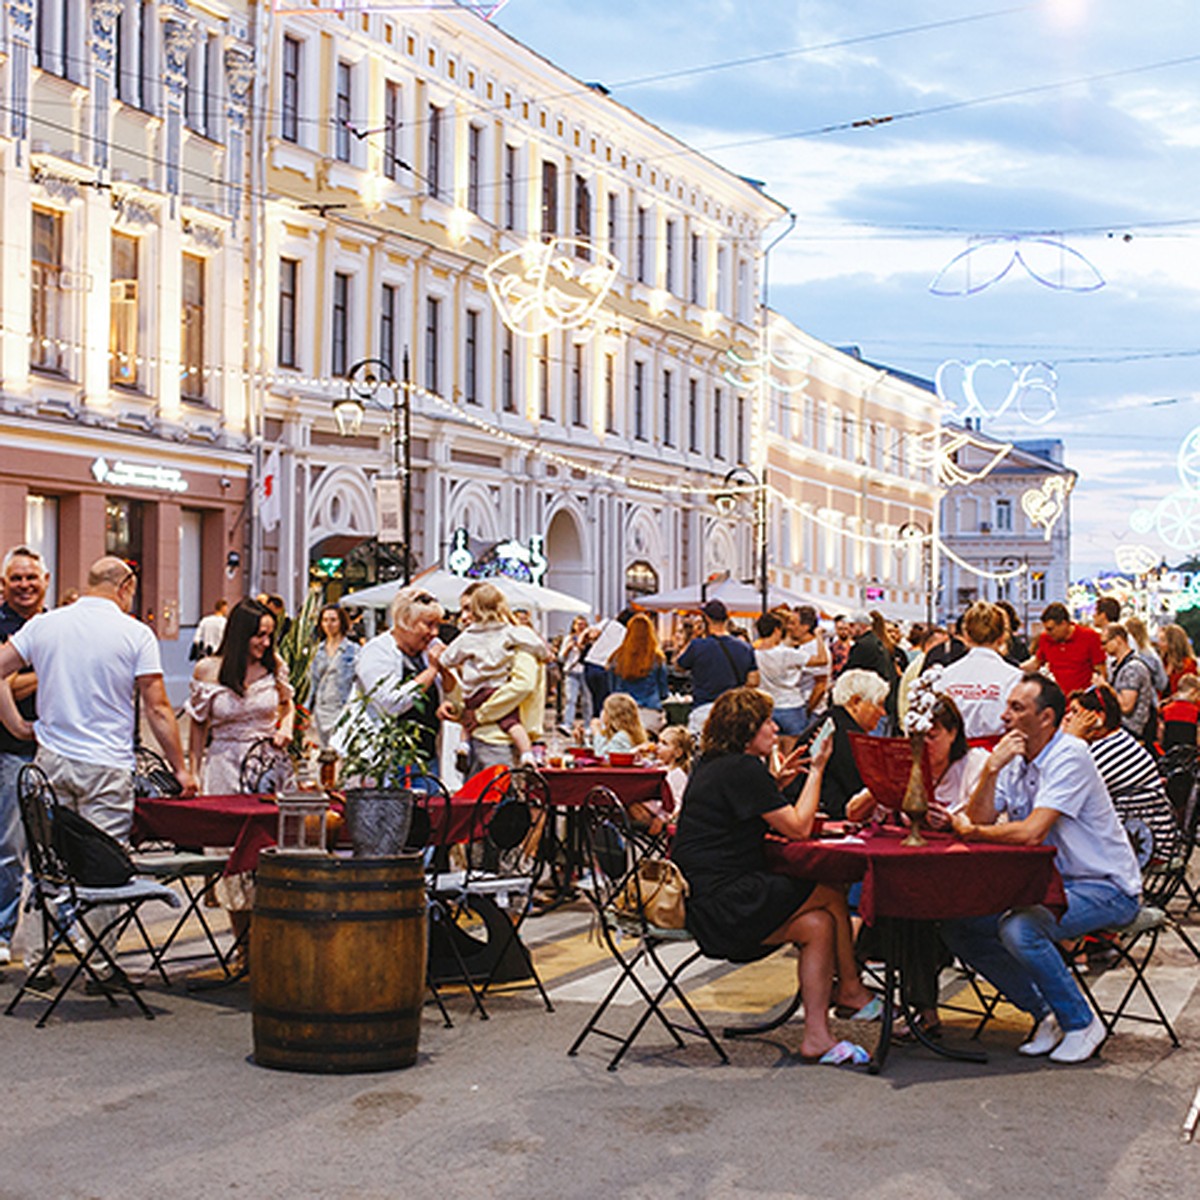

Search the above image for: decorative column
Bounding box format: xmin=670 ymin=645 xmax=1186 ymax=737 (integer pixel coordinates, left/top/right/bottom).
xmin=223 ymin=44 xmax=255 ymax=227
xmin=90 ymin=0 xmax=125 ymax=172
xmin=161 ymin=0 xmax=198 ymax=213
xmin=7 ymin=0 xmax=34 ymax=160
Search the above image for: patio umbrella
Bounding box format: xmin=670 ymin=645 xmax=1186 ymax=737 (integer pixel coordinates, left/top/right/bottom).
xmin=633 ymin=577 xmax=829 ymax=617
xmin=339 ymin=567 xmax=590 ymax=615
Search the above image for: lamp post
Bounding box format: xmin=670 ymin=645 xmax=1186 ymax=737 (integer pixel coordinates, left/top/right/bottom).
xmin=715 ymin=465 xmax=768 ymax=615
xmin=898 ymin=521 xmax=933 ymax=626
xmin=332 ymin=353 xmax=412 ymax=585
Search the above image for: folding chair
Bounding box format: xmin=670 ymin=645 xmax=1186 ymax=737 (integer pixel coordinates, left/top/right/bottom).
xmin=7 ymin=765 xmax=181 ymax=1028
xmin=431 ymin=765 xmax=555 ymax=1018
xmin=239 ymin=738 xmax=295 ymax=794
xmin=567 ymin=786 xmax=728 ymax=1071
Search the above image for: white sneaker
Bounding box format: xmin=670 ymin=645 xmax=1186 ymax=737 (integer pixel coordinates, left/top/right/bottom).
xmin=1018 ymin=1013 xmax=1062 ymax=1056
xmin=0 ymin=942 xmax=10 ymax=966
xmin=1049 ymin=1015 xmax=1107 ymax=1064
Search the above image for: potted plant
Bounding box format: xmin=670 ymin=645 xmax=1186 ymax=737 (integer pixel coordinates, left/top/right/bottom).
xmin=332 ymin=680 xmax=431 ymax=857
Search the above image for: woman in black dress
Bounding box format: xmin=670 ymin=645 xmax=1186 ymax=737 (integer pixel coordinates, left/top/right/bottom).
xmin=671 ymin=688 xmax=876 ymax=1060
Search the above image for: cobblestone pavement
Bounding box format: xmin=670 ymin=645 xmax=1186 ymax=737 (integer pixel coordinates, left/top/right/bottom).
xmin=2 ymin=896 xmax=1199 ymax=1199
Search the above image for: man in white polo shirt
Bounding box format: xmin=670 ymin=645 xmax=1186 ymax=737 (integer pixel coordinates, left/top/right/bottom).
xmin=0 ymin=555 xmax=196 ymax=839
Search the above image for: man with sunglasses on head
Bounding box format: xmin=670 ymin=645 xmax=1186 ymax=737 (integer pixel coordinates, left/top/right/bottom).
xmin=0 ymin=555 xmax=196 ymax=831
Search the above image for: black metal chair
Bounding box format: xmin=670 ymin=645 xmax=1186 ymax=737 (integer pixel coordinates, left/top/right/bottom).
xmin=7 ymin=765 xmax=181 ymax=1027
xmin=567 ymin=786 xmax=728 ymax=1071
xmin=238 ymin=738 xmax=295 ymax=795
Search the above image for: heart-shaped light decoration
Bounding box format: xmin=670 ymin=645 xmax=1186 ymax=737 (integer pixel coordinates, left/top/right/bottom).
xmin=1022 ymin=477 xmax=1072 ymax=541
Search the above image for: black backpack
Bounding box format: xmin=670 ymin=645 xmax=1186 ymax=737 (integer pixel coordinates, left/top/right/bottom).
xmin=51 ymin=807 xmax=135 ymax=887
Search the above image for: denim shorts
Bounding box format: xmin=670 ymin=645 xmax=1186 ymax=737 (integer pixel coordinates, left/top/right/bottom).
xmin=773 ymin=706 xmax=808 ymax=736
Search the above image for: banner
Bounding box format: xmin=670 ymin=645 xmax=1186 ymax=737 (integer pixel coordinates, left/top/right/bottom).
xmin=257 ymin=445 xmax=281 ymax=533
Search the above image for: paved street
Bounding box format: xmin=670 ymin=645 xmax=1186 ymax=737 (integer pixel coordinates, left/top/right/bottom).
xmin=2 ymin=901 xmax=1200 ymax=1200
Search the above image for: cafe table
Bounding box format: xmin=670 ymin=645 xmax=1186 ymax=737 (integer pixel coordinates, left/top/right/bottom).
xmin=762 ymin=823 xmax=1065 ymax=1072
xmin=133 ymin=794 xmax=278 ymax=877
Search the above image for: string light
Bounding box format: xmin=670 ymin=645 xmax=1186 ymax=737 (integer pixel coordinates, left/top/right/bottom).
xmin=913 ymin=427 xmax=1013 ymax=487
xmin=935 ymin=358 xmax=1059 ymax=427
xmin=929 ymin=235 xmax=1106 ymax=296
xmin=939 ymin=542 xmax=1028 ymax=581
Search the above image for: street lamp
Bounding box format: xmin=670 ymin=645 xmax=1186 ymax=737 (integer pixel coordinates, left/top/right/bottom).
xmin=715 ymin=466 xmax=768 ymax=615
xmin=331 ymin=353 xmax=412 ymax=585
xmin=898 ymin=521 xmax=933 ymax=626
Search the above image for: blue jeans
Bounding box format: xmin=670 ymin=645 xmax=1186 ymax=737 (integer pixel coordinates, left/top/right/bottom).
xmin=942 ymin=878 xmax=1140 ymax=1032
xmin=0 ymin=750 xmax=35 ymax=945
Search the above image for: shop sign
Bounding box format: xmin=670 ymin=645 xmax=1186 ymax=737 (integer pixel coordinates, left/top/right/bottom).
xmin=91 ymin=457 xmax=188 ymax=494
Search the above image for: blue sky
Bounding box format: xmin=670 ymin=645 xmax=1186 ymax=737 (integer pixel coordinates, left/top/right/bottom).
xmin=494 ymin=0 xmax=1200 ymax=579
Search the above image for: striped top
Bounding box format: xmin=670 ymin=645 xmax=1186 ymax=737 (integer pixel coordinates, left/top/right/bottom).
xmin=1088 ymin=728 xmax=1179 ymax=867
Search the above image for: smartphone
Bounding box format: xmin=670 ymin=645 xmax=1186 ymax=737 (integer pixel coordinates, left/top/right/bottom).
xmin=810 ymin=718 xmax=834 ymax=759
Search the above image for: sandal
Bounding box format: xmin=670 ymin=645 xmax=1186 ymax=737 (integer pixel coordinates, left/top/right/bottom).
xmin=834 ymin=995 xmax=883 ymax=1021
xmin=892 ymin=1015 xmax=944 ymax=1043
xmin=798 ymin=1039 xmax=871 ymax=1066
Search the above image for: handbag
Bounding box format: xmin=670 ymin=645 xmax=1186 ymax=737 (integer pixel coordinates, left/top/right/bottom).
xmin=52 ymin=806 xmax=135 ymax=887
xmin=614 ymin=858 xmax=689 ymax=929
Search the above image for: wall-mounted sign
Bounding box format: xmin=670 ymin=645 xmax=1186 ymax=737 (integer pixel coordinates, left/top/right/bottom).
xmin=91 ymin=457 xmax=188 ymax=493
xmin=375 ymin=479 xmax=402 ymax=544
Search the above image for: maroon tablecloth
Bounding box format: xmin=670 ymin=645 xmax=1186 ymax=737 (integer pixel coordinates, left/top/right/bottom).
xmin=538 ymin=766 xmax=668 ymax=810
xmin=133 ymin=794 xmax=278 ymax=876
xmin=767 ymin=824 xmax=1065 ymax=925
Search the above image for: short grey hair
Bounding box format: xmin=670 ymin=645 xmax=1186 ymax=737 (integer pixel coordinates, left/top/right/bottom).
xmin=390 ymin=584 xmax=443 ymax=630
xmin=832 ymin=668 xmax=890 ymax=708
xmin=2 ymin=545 xmax=47 ymax=576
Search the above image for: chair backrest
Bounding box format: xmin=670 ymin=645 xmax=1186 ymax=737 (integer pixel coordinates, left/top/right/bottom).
xmin=16 ymin=764 xmax=69 ymax=886
xmin=577 ymin=785 xmax=637 ymax=913
xmin=239 ymin=738 xmax=295 ymax=794
xmin=134 ymin=745 xmax=183 ymax=798
xmin=467 ymin=765 xmax=550 ymax=881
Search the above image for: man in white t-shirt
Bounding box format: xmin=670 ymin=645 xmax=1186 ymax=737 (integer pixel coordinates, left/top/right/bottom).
xmin=0 ymin=557 xmax=196 ymax=841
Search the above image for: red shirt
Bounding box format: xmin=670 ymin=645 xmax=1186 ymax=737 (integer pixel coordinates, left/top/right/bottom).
xmin=1035 ymin=623 xmax=1105 ymax=695
xmin=1167 ymin=657 xmax=1197 ymax=696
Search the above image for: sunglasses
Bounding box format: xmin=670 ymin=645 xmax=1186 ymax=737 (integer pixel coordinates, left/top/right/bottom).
xmin=413 ymin=592 xmax=437 ymax=605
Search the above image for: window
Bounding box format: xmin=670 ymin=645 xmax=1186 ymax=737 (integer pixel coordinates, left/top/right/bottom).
xmin=180 ymin=254 xmax=205 ymax=401
xmin=335 ymin=61 xmax=352 ymax=162
xmin=138 ymin=2 xmax=157 ymax=113
xmin=501 ymin=328 xmax=515 ymax=412
xmin=278 ymin=258 xmax=298 ymax=368
xmin=110 ymin=234 xmax=139 ymax=388
xmin=607 ymin=192 xmax=619 ymax=259
xmin=633 ymin=362 xmax=646 ymax=440
xmin=331 ymin=272 xmax=350 ymax=378
xmin=687 ymin=378 xmax=699 ymax=452
xmin=716 ymin=244 xmax=729 ymax=314
xmin=995 ymin=497 xmax=1014 ymax=532
xmin=426 ymin=104 xmax=442 ymax=199
xmin=604 ymin=353 xmax=616 ymax=432
xmin=379 ymin=283 xmax=396 ymax=371
xmin=664 ymin=219 xmax=676 ymax=293
xmin=185 ymin=33 xmax=219 ymax=138
xmin=467 ymin=125 xmax=483 ymax=215
xmin=281 ymin=36 xmax=301 ymax=143
xmin=1030 ymin=571 xmax=1047 ymax=603
xmin=571 ymin=343 xmax=584 ymax=425
xmin=541 ymin=161 xmax=558 ymax=237
xmin=635 ymin=206 xmax=648 ymax=283
xmin=503 ymin=145 xmax=517 ymax=230
xmin=736 ymin=396 xmax=747 ymax=464
xmin=383 ymin=82 xmax=401 ymax=180
xmin=464 ymin=309 xmax=480 ymax=405
xmin=36 ymin=0 xmax=75 ymax=80
xmin=538 ymin=335 xmax=552 ymax=419
xmin=574 ymin=177 xmax=591 ymax=257
xmin=690 ymin=232 xmax=702 ymax=305
xmin=713 ymin=386 xmax=724 ymax=459
xmin=424 ymin=296 xmax=440 ymax=393
xmin=116 ymin=2 xmax=152 ymax=109
xmin=30 ymin=208 xmax=64 ymax=374
xmin=662 ymin=369 xmax=673 ymax=446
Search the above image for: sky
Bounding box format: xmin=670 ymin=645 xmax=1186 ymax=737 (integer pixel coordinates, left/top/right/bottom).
xmin=492 ymin=0 xmax=1200 ymax=580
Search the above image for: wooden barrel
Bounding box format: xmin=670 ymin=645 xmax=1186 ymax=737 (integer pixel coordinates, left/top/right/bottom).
xmin=251 ymin=852 xmax=426 ymax=1073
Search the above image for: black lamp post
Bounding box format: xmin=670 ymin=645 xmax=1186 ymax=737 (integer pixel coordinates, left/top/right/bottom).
xmin=332 ymin=353 xmax=412 ymax=585
xmin=898 ymin=521 xmax=933 ymax=626
xmin=715 ymin=466 xmax=768 ymax=615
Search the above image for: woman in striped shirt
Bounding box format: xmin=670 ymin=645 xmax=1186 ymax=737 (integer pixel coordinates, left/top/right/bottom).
xmin=1064 ymin=683 xmax=1179 ymax=868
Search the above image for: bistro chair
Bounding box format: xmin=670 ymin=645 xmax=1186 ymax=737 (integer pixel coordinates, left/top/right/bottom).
xmin=239 ymin=738 xmax=295 ymax=795
xmin=567 ymin=786 xmax=728 ymax=1072
xmin=7 ymin=765 xmax=181 ymax=1028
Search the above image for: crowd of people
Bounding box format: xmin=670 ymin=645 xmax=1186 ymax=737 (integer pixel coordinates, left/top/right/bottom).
xmin=0 ymin=545 xmax=1194 ymax=1063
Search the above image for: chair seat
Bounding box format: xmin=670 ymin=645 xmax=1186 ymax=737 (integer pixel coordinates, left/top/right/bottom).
xmin=132 ymin=852 xmax=228 ymax=877
xmin=608 ymin=910 xmax=695 ymax=942
xmin=72 ymin=878 xmax=183 ymax=907
xmin=1105 ymin=905 xmax=1166 ymax=938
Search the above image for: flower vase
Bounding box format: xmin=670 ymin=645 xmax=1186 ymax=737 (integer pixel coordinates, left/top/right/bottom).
xmin=901 ymin=732 xmax=929 ymax=847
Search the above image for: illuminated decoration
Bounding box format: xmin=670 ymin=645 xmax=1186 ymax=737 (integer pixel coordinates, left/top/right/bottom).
xmin=1115 ymin=544 xmax=1161 ymax=575
xmin=270 ymin=1 xmax=509 ymax=16
xmin=935 ymin=359 xmax=1058 ymax=427
xmin=722 ymin=346 xmax=811 ymax=394
xmin=91 ymin=457 xmax=188 ymax=494
xmin=1021 ymin=476 xmax=1074 ymax=541
xmin=1129 ymin=424 xmax=1200 ymax=553
xmin=447 ymin=530 xmax=548 ymax=587
xmin=484 ymin=239 xmax=620 ymax=340
xmin=939 ymin=541 xmax=1027 ymax=581
xmin=929 ymin=235 xmax=1105 ymax=296
xmin=913 ymin=427 xmax=1013 ymax=488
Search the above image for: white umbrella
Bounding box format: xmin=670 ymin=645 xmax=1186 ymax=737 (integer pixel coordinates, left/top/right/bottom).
xmin=339 ymin=567 xmax=590 ymax=615
xmin=633 ymin=577 xmax=829 ymax=617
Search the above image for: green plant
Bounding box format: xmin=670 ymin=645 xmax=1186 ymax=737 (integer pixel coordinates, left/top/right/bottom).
xmin=333 ymin=680 xmax=430 ymax=788
xmin=275 ymin=587 xmax=321 ymax=762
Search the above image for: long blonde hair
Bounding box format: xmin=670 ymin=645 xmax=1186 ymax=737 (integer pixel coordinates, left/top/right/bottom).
xmin=1161 ymin=623 xmax=1195 ymax=673
xmin=460 ymin=581 xmax=514 ymax=625
xmin=658 ymin=725 xmax=693 ymax=771
xmin=600 ymin=692 xmax=647 ymax=745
